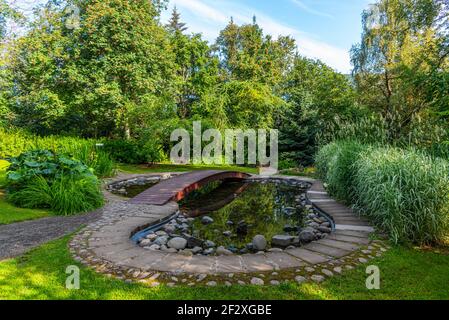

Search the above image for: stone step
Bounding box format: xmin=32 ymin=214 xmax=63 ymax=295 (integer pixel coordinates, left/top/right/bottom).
xmin=326 ymin=233 xmax=371 ymax=245
xmin=302 ymin=242 xmax=351 ymax=258
xmin=317 ymin=238 xmax=361 ymax=251
xmin=285 ymin=248 xmax=331 ymax=264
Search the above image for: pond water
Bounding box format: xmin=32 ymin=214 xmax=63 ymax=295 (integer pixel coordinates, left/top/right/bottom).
xmin=111 ymin=181 xmax=159 ymax=198
xmin=178 ymin=180 xmax=308 ymax=250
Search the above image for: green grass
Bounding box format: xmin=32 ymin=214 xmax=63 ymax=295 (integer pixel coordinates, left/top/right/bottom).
xmin=0 ymin=190 xmax=50 ymax=224
xmin=1 ymin=235 xmax=448 ymax=300
xmin=117 ymin=163 xmax=259 ymax=175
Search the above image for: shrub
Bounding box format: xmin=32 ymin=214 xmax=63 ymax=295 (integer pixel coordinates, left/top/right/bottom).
xmin=5 ymin=150 xmax=104 ymax=215
xmin=0 ymin=128 xmax=115 ymax=177
xmin=315 ymin=140 xmax=365 ymax=202
xmin=7 ymin=175 xmax=103 ymax=215
xmin=5 ymin=150 xmax=94 ymax=192
xmin=354 ymin=147 xmax=449 ymax=244
xmin=102 ymin=139 xmax=165 ymax=164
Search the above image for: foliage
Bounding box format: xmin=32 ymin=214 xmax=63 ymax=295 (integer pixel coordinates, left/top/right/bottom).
xmin=354 ymin=146 xmax=449 ymax=244
xmin=7 ymin=174 xmax=103 ymax=216
xmin=5 ymin=149 xmax=94 ymax=192
xmin=317 ymin=141 xmax=449 ymax=244
xmin=279 ymin=56 xmax=358 ymax=166
xmin=103 ymin=139 xmax=164 ymax=164
xmin=351 ymin=0 xmax=449 ymax=139
xmin=318 ymin=114 xmax=449 ymax=159
xmin=0 ymin=128 xmax=114 ymax=177
xmin=315 ymin=140 xmax=366 ymax=202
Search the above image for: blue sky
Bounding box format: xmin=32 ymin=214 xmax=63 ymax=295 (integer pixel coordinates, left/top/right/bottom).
xmin=160 ymin=0 xmax=374 ymax=73
xmin=11 ymin=0 xmax=373 ymax=73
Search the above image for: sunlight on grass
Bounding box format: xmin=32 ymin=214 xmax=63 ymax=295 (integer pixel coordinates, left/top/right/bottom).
xmin=117 ymin=163 xmax=258 ymax=175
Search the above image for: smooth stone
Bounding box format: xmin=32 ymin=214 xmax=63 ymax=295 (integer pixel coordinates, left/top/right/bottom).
xmin=179 ymin=249 xmax=193 ymax=256
xmin=267 ymin=248 xmax=283 ymax=252
xmin=201 ymin=216 xmax=214 ymax=225
xmin=167 ymin=237 xmax=187 ymax=250
xmin=333 ymin=267 xmax=342 ymax=274
xmin=216 ymin=246 xmax=234 ymax=256
xmin=250 ymin=277 xmax=264 ymax=286
xmin=153 ymin=236 xmax=169 ymax=246
xmin=155 ymin=231 xmax=167 ymax=236
xmin=203 ymin=240 xmax=216 ymax=248
xmin=311 ymin=275 xmax=325 ymax=283
xmin=197 ymin=274 xmax=207 ymax=282
xmin=192 ymin=246 xmax=203 ymax=254
xmin=203 ymin=248 xmax=215 ymax=255
xmin=252 ymin=235 xmax=267 ymax=251
xmin=145 ymin=233 xmax=158 ymax=240
xmin=358 ymin=257 xmax=368 ymax=263
xmin=206 ymin=281 xmax=217 ymax=287
xmin=321 ymin=269 xmax=333 ymax=277
xmin=270 ymin=280 xmax=280 ymax=286
xmin=271 ymin=235 xmax=296 ymax=247
xmin=298 ymin=230 xmax=315 ymax=243
xmin=317 ymin=226 xmax=332 ymax=234
xmin=139 ymin=239 xmax=151 ymax=246
xmin=295 ymin=276 xmax=306 ymax=284
xmin=223 ymin=231 xmax=232 ymax=237
xmin=147 ymin=244 xmax=161 ymax=251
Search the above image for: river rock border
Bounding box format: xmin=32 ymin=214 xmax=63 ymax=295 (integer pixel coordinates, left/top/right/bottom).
xmin=69 ymin=174 xmax=389 ymax=287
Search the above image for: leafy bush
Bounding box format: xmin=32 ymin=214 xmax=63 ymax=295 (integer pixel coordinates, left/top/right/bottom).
xmin=315 ymin=140 xmax=365 ymax=202
xmin=316 ymin=141 xmax=449 ymax=244
xmin=5 ymin=150 xmax=104 ymax=215
xmin=354 ymin=147 xmax=449 ymax=244
xmin=6 ymin=150 xmax=94 ymax=191
xmin=102 ymin=139 xmax=164 ymax=164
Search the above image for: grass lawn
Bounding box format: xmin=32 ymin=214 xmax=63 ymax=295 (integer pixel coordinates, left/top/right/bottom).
xmin=0 ymin=235 xmax=448 ymax=300
xmin=117 ymin=163 xmax=259 ymax=175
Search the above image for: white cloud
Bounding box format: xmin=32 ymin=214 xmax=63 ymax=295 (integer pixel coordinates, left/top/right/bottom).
xmin=290 ymin=0 xmax=334 ymax=19
xmin=163 ymin=0 xmax=351 ymax=73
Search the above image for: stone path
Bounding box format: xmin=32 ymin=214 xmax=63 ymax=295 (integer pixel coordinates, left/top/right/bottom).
xmin=0 ymin=209 xmax=102 ymax=260
xmin=70 ymin=175 xmax=387 ymax=286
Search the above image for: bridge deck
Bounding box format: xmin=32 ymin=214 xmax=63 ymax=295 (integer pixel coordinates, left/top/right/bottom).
xmin=129 ymin=170 xmax=251 ymax=206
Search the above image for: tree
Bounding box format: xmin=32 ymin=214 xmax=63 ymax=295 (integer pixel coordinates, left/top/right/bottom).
xmin=351 ymin=0 xmax=449 ymax=140
xmin=214 ymin=18 xmax=296 ymax=88
xmin=166 ymin=10 xmax=219 ymax=119
xmin=167 ymin=6 xmax=187 ymax=33
xmin=9 ymin=0 xmax=177 ymax=138
xmin=279 ymin=56 xmax=357 ymax=166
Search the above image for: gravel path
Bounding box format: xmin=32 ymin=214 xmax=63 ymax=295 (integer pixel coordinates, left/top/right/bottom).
xmin=0 ymin=209 xmax=103 ymax=260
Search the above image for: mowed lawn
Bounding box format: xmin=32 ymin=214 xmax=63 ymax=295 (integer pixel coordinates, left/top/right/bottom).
xmin=0 ymin=235 xmax=448 ymax=300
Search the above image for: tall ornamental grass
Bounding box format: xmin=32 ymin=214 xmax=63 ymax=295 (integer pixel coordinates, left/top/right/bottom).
xmin=7 ymin=175 xmax=104 ymax=216
xmin=354 ymin=147 xmax=449 ymax=244
xmin=316 ymin=141 xmax=449 ymax=244
xmin=315 ymin=140 xmax=365 ymax=203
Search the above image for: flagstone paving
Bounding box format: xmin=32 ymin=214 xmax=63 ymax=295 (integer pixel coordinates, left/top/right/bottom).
xmin=70 ymin=173 xmax=388 ymax=286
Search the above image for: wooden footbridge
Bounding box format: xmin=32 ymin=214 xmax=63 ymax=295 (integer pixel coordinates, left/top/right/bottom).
xmin=129 ymin=170 xmax=251 ymax=206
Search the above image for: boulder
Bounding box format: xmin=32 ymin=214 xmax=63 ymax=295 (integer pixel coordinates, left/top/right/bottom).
xmin=271 ymin=235 xmax=296 ymax=247
xmin=153 ymin=236 xmax=169 ymax=246
xmin=167 ymin=237 xmax=187 ymax=250
xmin=203 ymin=240 xmax=216 ymax=248
xmin=216 ymin=246 xmax=233 ymax=256
xmin=252 ymin=235 xmax=267 ymax=251
xmin=298 ymin=230 xmax=315 ymax=243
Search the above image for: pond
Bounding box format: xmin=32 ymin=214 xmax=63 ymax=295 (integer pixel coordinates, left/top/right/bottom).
xmin=178 ymin=180 xmax=308 ymax=251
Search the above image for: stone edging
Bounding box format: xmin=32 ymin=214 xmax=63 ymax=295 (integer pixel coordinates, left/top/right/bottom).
xmin=69 ymin=173 xmax=388 ymax=287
